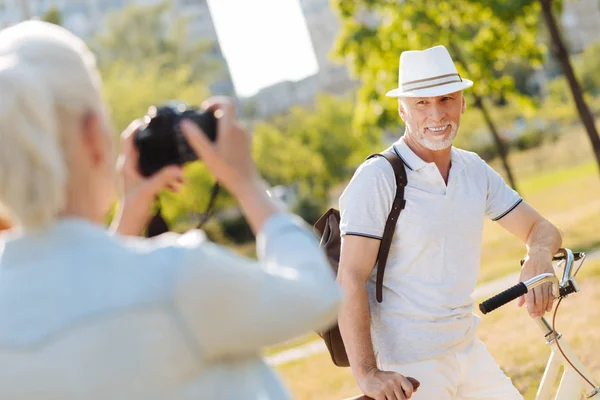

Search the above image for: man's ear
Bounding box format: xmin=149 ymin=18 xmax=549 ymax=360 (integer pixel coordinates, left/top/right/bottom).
xmin=461 ymin=95 xmax=467 ymax=114
xmin=81 ymin=112 xmax=106 ymax=166
xmin=398 ymin=100 xmax=407 ymax=121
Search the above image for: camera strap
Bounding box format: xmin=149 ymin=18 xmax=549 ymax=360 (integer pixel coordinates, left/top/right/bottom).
xmin=144 ymin=182 xmax=220 ymax=238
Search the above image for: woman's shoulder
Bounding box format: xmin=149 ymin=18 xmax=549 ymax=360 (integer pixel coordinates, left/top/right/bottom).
xmin=117 ymin=229 xmax=209 ymax=253
xmin=112 ymin=229 xmax=249 ymax=284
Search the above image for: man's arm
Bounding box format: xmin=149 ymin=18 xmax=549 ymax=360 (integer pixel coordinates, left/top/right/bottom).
xmin=338 ymin=235 xmax=414 ymax=400
xmin=496 ymin=201 xmax=562 ymax=317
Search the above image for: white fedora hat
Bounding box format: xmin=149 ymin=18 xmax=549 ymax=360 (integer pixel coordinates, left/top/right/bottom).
xmin=386 ymin=45 xmax=473 ymax=98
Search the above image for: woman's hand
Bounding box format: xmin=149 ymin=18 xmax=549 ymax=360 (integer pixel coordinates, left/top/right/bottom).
xmin=110 ymin=120 xmax=184 ymax=236
xmin=180 ymin=96 xmax=280 ymax=235
xmin=180 ymin=97 xmax=259 ymax=197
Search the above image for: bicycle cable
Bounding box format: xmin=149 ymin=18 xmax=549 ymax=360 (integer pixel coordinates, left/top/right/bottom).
xmin=552 ymin=297 xmax=596 ymax=390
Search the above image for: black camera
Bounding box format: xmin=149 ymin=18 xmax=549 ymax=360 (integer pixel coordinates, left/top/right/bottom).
xmin=135 ymin=101 xmax=217 ymax=177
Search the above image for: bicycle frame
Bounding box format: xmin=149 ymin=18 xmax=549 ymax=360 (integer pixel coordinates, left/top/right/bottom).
xmin=480 ymin=248 xmax=599 ymax=399
xmin=537 ymin=250 xmax=599 ymax=399
xmin=534 ymin=316 xmax=599 ymax=399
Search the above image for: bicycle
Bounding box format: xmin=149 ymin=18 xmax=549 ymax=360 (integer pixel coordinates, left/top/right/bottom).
xmin=479 ymin=248 xmax=599 ymax=399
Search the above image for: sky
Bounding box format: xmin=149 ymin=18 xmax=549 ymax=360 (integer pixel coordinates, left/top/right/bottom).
xmin=206 ymin=0 xmax=319 ymax=98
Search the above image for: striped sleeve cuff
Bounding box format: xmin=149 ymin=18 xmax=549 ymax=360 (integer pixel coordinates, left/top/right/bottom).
xmin=491 ymin=198 xmax=523 ymax=221
xmin=342 ymin=231 xmax=382 ymax=240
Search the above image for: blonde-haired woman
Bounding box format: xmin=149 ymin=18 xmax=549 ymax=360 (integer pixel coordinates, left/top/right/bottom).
xmin=0 ymin=21 xmax=340 ymax=399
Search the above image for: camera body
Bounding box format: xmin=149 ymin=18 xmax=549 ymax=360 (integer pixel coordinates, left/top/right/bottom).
xmin=135 ymin=101 xmax=217 ymax=177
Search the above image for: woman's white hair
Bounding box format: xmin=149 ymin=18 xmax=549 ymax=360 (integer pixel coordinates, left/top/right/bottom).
xmin=0 ymin=20 xmax=104 ymax=229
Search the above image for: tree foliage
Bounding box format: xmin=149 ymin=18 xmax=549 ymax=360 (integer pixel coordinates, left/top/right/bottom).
xmin=91 ymin=1 xmax=219 ymax=83
xmin=332 ymin=0 xmax=544 ymax=131
xmin=479 ymin=0 xmax=600 ymax=176
xmin=253 ymin=94 xmax=379 ymax=205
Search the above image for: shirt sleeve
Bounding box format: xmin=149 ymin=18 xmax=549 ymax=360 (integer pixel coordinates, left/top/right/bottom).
xmin=481 ymin=158 xmax=523 ymax=221
xmin=172 ymin=213 xmax=342 ymax=360
xmin=339 ymin=157 xmax=396 ymax=239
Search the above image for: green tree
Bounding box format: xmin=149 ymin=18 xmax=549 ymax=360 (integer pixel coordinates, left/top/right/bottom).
xmin=253 ymin=121 xmax=328 ymax=199
xmin=253 ymin=94 xmax=377 ymax=206
xmin=479 ymin=0 xmax=600 ymax=177
xmin=333 ymin=0 xmax=546 ymax=191
xmin=273 ymin=95 xmax=379 ymax=184
xmin=91 ymin=1 xmax=220 ymax=83
xmin=102 ymin=61 xmax=209 ymax=134
xmin=41 ymin=6 xmax=62 ymax=26
xmin=538 ymin=0 xmax=600 ymax=175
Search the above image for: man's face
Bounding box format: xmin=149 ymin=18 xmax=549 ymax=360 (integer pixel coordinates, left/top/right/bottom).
xmin=398 ymin=91 xmax=466 ymax=151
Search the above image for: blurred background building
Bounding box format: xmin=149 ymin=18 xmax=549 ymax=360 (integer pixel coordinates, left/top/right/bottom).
xmin=0 ymin=0 xmax=236 ymax=97
xmin=0 ymin=0 xmax=360 ymax=117
xmin=1 ymin=0 xmax=599 ymax=117
xmin=561 ymin=0 xmax=600 ymax=54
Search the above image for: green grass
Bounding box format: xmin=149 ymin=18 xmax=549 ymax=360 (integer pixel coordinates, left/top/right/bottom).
xmin=519 ymin=161 xmax=596 ymax=194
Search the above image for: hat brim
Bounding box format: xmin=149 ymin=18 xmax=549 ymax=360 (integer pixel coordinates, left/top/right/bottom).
xmin=386 ymin=79 xmax=473 ymax=98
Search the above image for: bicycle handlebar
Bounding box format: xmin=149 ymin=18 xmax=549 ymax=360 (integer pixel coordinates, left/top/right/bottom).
xmin=479 ymin=248 xmax=585 ymax=315
xmin=479 ymin=273 xmax=557 ymax=314
xmin=479 ymin=282 xmax=527 ymax=314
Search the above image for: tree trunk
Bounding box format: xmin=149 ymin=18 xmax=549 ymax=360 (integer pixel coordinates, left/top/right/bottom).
xmin=540 ymin=0 xmax=600 ymax=173
xmin=447 ymin=42 xmax=519 ymax=191
xmin=472 ymin=95 xmax=519 ymax=191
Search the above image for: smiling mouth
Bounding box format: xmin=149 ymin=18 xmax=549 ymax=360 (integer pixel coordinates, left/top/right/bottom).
xmin=426 ymin=125 xmax=449 ymax=133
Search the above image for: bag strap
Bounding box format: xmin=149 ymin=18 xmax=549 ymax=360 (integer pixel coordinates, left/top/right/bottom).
xmin=366 ymin=148 xmax=407 ymax=303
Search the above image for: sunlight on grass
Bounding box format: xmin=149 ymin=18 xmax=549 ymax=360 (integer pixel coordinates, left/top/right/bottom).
xmin=477 ymin=127 xmax=600 ymax=284
xmin=263 ymin=333 xmax=321 ymax=357
xmin=276 ymin=351 xmax=361 ymax=400
xmin=520 ymin=162 xmax=596 ymax=195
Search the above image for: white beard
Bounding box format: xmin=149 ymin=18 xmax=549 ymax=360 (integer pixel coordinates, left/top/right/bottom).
xmin=412 ymin=121 xmax=458 ymax=151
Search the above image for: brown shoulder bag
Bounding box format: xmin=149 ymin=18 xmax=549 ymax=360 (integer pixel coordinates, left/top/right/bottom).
xmin=312 ymin=148 xmax=407 ymax=367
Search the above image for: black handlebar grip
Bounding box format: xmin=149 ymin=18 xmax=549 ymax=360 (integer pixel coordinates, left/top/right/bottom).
xmin=479 ymin=282 xmax=528 ymax=314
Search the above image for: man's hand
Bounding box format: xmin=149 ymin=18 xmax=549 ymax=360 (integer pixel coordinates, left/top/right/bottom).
xmin=495 ymin=201 xmax=561 ymax=318
xmin=518 ymin=251 xmax=555 ymax=317
xmin=358 ymin=368 xmax=415 ymax=400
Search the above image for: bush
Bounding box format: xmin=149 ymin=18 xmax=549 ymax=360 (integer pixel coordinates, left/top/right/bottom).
xmin=512 ymin=129 xmax=545 ymax=151
xmin=292 ymin=195 xmax=327 ymax=225
xmin=220 ymin=214 xmax=254 ymax=244
xmin=201 ymin=219 xmax=230 ymax=245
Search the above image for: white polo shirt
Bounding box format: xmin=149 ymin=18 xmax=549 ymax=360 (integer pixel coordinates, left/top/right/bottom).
xmin=339 ymin=137 xmax=522 ymax=365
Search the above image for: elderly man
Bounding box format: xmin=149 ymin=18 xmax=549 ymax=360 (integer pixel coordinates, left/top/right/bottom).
xmin=337 ymin=45 xmax=561 ymax=400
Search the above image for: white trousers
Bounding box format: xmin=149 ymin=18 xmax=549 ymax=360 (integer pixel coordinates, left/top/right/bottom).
xmin=381 ymin=338 xmax=523 ymax=400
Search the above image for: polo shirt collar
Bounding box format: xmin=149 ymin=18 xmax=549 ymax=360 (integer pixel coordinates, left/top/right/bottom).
xmin=392 ymin=137 xmax=428 ymax=171
xmin=393 ymin=136 xmax=464 ymax=174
